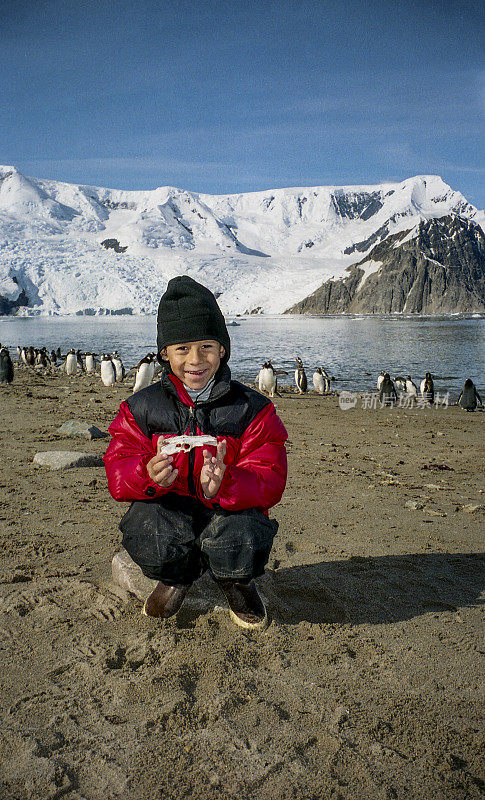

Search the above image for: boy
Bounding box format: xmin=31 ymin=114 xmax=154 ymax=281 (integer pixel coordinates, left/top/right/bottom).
xmin=104 ymin=276 xmax=287 ymax=629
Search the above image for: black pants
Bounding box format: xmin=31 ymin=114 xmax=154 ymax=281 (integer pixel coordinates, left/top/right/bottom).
xmin=119 ymin=494 xmax=278 ymax=585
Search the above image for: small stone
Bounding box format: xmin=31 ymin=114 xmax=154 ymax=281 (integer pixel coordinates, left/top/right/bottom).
xmin=405 ymin=500 xmax=424 ymax=510
xmin=112 ymin=549 xmax=158 ymax=601
xmin=461 ymin=504 xmax=483 ymax=514
xmin=33 ymin=451 xmax=104 ymax=469
xmin=57 ymin=420 xmax=108 ymax=439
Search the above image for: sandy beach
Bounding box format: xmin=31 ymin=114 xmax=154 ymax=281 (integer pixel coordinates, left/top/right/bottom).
xmin=0 ymin=368 xmax=483 ymax=800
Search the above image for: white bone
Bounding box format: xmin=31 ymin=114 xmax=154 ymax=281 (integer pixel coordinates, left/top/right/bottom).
xmin=158 ymin=434 xmax=217 ymax=455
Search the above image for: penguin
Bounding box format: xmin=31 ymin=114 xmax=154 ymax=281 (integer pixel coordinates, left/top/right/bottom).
xmin=85 ymin=353 xmax=97 ymax=373
xmin=377 ymin=371 xmax=386 ymax=391
xmin=405 ymin=376 xmax=418 ymax=398
xmin=50 ymin=349 xmax=57 ymax=365
xmin=35 ymin=348 xmax=50 ymax=368
xmin=457 ymin=379 xmax=482 ymax=411
xmin=420 ymin=372 xmax=434 ymax=404
xmin=379 ymin=373 xmax=397 ymax=406
xmin=0 ymin=348 xmax=14 ymax=385
xmin=75 ymin=349 xmax=85 ymax=372
xmin=131 ymin=354 xmax=156 ymax=393
xmin=258 ymin=361 xmax=277 ymax=397
xmin=100 ymin=354 xmax=116 ymax=386
xmin=25 ymin=347 xmax=35 ymax=367
xmin=65 ymin=349 xmax=78 ymax=375
xmin=313 ymin=366 xmax=331 ymax=394
xmin=294 ymin=357 xmax=307 ymax=394
xmin=111 ymin=351 xmax=125 ymax=382
xmin=56 ymin=347 xmax=62 ymax=359
xmin=394 ymin=376 xmax=406 ymax=392
xmin=16 ymin=345 xmax=22 ymax=362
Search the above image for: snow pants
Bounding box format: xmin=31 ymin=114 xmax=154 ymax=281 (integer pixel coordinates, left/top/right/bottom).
xmin=119 ymin=494 xmax=278 ymax=585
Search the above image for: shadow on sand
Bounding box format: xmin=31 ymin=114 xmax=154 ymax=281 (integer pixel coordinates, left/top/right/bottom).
xmin=255 ymin=552 xmax=485 ymax=625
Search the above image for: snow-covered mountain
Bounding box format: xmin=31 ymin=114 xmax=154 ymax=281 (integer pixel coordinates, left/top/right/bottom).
xmin=0 ymin=165 xmax=483 ymax=315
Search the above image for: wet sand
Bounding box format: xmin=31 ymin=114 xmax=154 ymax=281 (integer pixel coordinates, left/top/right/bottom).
xmin=0 ymin=368 xmax=483 ymax=800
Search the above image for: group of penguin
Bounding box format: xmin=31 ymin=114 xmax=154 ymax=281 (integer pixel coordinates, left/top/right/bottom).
xmin=376 ymin=371 xmax=434 ymax=405
xmin=10 ymin=344 xmax=163 ymax=391
xmin=257 ymin=357 xmax=334 ymax=397
xmin=377 ymin=370 xmax=482 ymax=411
xmin=3 ymin=343 xmax=483 ymax=411
xmin=58 ymin=349 xmax=161 ymax=390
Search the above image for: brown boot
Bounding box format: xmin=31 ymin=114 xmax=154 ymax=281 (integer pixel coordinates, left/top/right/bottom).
xmin=216 ymin=580 xmax=268 ymax=630
xmin=142 ymin=581 xmax=190 ymax=619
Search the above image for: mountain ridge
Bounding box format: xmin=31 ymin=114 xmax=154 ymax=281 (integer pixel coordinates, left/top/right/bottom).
xmin=0 ymin=166 xmax=483 ymax=315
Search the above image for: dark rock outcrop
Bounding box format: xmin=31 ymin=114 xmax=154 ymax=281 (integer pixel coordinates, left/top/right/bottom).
xmin=286 ymin=216 xmax=485 ymax=315
xmin=100 ymin=238 xmax=128 ymax=253
xmin=0 ymin=285 xmax=29 ymax=315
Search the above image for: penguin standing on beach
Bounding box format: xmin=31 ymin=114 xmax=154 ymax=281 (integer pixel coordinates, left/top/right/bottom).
xmin=50 ymin=349 xmax=57 ymax=365
xmin=258 ymin=362 xmax=277 ymax=397
xmin=111 ymin=351 xmax=125 ymax=382
xmin=100 ymin=354 xmax=116 ymax=387
xmin=0 ymin=348 xmax=14 ymax=385
xmin=127 ymin=354 xmax=154 ymax=393
xmin=85 ymin=353 xmax=97 ymax=373
xmin=76 ymin=350 xmax=85 ymax=372
xmin=379 ymin=373 xmax=397 ymax=406
xmin=25 ymin=347 xmax=35 ymax=367
xmin=377 ymin=371 xmax=386 ymax=391
xmin=420 ymin=372 xmax=434 ymax=404
xmin=394 ymin=376 xmax=406 ymax=392
xmin=405 ymin=376 xmax=418 ymax=398
xmin=65 ymin=349 xmax=78 ymax=375
xmin=35 ymin=348 xmax=51 ymax=368
xmin=313 ymin=367 xmax=331 ymax=394
xmin=294 ymin=357 xmax=307 ymax=394
xmin=457 ymin=379 xmax=482 ymax=411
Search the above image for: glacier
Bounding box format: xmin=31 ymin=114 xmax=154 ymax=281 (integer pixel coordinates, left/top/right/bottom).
xmin=0 ymin=165 xmax=483 ymax=316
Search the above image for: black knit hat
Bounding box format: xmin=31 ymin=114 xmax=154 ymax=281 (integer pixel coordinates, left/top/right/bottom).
xmin=157 ymin=276 xmax=230 ymax=362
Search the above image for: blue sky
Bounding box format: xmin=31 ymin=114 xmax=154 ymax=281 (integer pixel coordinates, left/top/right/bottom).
xmin=1 ymin=0 xmax=484 ymax=206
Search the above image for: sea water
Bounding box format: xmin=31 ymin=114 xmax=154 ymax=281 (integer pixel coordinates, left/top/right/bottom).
xmin=1 ymin=314 xmax=483 ymax=397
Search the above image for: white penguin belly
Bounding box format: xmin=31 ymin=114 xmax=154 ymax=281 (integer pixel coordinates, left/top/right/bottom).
xmin=101 ymin=362 xmax=115 ymax=386
xmin=65 ymin=354 xmax=77 ymax=375
xmin=133 ymin=363 xmax=152 ymax=393
xmin=259 ymin=368 xmax=276 ymax=393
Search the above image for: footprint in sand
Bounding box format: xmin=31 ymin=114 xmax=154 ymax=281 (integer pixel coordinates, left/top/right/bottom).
xmin=0 ymin=577 xmax=128 ymax=621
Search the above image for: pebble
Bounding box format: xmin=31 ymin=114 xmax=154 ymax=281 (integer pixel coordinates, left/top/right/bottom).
xmin=33 ymin=451 xmax=104 ymax=469
xmin=405 ymin=500 xmax=424 ymax=510
xmin=461 ymin=504 xmax=483 ymax=514
xmin=57 ymin=420 xmax=108 ymax=439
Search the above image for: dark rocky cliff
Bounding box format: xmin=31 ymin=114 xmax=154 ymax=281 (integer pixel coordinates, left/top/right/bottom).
xmin=286 ymin=216 xmax=485 ymax=314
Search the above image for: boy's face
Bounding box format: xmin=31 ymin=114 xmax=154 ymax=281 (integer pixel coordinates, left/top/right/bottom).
xmin=161 ymin=340 xmax=225 ymax=390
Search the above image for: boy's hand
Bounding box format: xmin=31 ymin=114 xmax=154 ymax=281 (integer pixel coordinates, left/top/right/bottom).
xmin=200 ymin=440 xmax=227 ymax=499
xmin=146 ymin=452 xmax=178 ymax=487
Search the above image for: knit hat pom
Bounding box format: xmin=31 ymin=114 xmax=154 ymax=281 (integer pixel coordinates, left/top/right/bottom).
xmin=157 ymin=276 xmax=231 ymax=363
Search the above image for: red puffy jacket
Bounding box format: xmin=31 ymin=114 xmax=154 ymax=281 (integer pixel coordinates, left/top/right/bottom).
xmin=104 ymin=367 xmax=287 ymax=514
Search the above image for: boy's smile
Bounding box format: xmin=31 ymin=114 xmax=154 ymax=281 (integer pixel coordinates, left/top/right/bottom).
xmin=162 ymin=340 xmax=225 ymax=391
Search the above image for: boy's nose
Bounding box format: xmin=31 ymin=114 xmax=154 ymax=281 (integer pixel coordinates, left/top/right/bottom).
xmin=188 ymin=348 xmax=203 ymax=363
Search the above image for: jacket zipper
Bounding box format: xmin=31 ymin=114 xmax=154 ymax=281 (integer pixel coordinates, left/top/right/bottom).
xmin=187 ymin=405 xmax=196 ymax=495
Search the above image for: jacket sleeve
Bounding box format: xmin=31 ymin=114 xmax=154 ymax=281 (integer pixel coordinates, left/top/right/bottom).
xmin=214 ymin=403 xmax=288 ymax=512
xmin=103 ymin=401 xmax=170 ymax=501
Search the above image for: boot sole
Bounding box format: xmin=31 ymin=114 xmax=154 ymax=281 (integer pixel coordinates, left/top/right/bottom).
xmin=229 ymin=607 xmax=269 ymax=631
